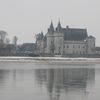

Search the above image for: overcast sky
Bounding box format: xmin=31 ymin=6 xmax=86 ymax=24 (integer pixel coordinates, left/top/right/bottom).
xmin=0 ymin=0 xmax=100 ymax=45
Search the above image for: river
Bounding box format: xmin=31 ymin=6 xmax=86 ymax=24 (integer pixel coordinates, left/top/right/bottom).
xmin=0 ymin=62 xmax=99 ymax=100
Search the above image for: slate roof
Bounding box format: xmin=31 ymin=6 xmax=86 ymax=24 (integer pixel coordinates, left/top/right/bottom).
xmin=62 ymin=28 xmax=88 ymax=41
xmin=48 ymin=21 xmax=88 ymax=41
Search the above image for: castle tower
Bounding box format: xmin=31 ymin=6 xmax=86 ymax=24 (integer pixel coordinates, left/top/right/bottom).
xmin=46 ymin=21 xmax=55 ymax=55
xmin=54 ymin=21 xmax=64 ymax=55
xmin=86 ymin=36 xmax=95 ymax=54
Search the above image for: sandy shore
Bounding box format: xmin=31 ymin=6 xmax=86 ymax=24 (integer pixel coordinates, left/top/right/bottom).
xmin=0 ymin=57 xmax=99 ymax=64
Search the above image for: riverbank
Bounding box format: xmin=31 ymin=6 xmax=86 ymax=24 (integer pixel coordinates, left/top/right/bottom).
xmin=0 ymin=56 xmax=99 ymax=64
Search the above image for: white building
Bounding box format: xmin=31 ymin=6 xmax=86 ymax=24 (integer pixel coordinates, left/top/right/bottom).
xmin=36 ymin=21 xmax=96 ymax=56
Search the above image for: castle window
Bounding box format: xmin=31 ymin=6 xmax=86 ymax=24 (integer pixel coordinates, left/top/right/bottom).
xmin=73 ymin=45 xmax=75 ymax=48
xmin=83 ymin=51 xmax=85 ymax=54
xmin=78 ymin=45 xmax=80 ymax=48
xmin=76 ymin=51 xmax=78 ymax=54
xmin=67 ymin=45 xmax=69 ymax=48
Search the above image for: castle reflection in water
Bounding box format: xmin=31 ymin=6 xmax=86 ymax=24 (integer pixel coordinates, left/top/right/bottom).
xmin=35 ymin=68 xmax=95 ymax=100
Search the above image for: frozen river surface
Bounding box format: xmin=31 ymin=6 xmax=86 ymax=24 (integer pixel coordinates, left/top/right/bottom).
xmin=0 ymin=61 xmax=99 ymax=100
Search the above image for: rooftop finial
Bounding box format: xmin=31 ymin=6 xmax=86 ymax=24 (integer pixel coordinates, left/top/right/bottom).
xmin=58 ymin=18 xmax=60 ymax=22
xmin=51 ymin=19 xmax=53 ymax=23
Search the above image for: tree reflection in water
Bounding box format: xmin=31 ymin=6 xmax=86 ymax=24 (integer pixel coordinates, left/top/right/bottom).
xmin=0 ymin=70 xmax=10 ymax=88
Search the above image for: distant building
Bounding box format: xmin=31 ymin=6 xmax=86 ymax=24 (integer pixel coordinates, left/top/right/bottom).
xmin=36 ymin=21 xmax=96 ymax=56
xmin=35 ymin=32 xmax=47 ymax=54
xmin=19 ymin=43 xmax=36 ymax=54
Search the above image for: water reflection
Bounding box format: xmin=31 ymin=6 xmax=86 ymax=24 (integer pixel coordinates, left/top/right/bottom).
xmin=0 ymin=64 xmax=95 ymax=100
xmin=0 ymin=70 xmax=10 ymax=88
xmin=35 ymin=68 xmax=95 ymax=100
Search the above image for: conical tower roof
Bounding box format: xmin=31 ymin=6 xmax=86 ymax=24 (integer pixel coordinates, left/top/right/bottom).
xmin=57 ymin=21 xmax=62 ymax=29
xmin=48 ymin=21 xmax=54 ymax=33
xmin=56 ymin=21 xmax=62 ymax=32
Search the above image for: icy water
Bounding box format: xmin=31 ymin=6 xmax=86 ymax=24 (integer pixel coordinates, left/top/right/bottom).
xmin=0 ymin=62 xmax=99 ymax=100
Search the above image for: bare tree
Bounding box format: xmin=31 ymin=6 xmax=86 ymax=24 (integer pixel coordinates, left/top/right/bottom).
xmin=0 ymin=31 xmax=7 ymax=45
xmin=13 ymin=36 xmax=18 ymax=46
xmin=5 ymin=38 xmax=10 ymax=45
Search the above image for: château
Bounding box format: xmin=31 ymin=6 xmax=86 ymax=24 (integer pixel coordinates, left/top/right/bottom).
xmin=36 ymin=21 xmax=100 ymax=56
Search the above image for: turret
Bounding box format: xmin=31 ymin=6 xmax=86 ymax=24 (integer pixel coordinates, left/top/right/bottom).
xmin=56 ymin=21 xmax=62 ymax=33
xmin=54 ymin=21 xmax=64 ymax=55
xmin=48 ymin=21 xmax=54 ymax=34
xmin=46 ymin=21 xmax=54 ymax=54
